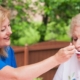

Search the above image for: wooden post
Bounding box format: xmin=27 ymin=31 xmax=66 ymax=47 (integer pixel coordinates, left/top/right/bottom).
xmin=24 ymin=44 xmax=29 ymax=65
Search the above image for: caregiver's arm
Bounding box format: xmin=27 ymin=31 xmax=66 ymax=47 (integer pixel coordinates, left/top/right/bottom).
xmin=0 ymin=45 xmax=75 ymax=80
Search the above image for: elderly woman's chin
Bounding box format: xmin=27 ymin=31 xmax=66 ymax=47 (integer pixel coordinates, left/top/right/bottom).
xmin=77 ymin=54 xmax=80 ymax=61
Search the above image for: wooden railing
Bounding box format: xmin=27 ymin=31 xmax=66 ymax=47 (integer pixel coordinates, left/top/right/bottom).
xmin=12 ymin=41 xmax=69 ymax=80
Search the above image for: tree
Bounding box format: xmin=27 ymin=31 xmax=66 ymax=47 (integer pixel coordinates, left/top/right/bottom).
xmin=1 ymin=0 xmax=80 ymax=45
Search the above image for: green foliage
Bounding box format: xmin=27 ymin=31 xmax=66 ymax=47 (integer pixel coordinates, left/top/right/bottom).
xmin=11 ymin=21 xmax=41 ymax=46
xmin=1 ymin=0 xmax=80 ymax=45
xmin=18 ymin=26 xmax=40 ymax=45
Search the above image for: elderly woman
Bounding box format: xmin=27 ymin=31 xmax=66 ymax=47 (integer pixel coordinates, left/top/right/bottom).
xmin=53 ymin=14 xmax=80 ymax=80
xmin=0 ymin=6 xmax=75 ymax=80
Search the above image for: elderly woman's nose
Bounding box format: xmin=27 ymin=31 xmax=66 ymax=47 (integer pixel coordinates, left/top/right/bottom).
xmin=76 ymin=39 xmax=80 ymax=48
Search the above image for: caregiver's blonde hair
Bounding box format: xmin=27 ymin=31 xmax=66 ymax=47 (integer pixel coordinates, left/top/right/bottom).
xmin=0 ymin=6 xmax=10 ymax=57
xmin=69 ymin=14 xmax=80 ymax=38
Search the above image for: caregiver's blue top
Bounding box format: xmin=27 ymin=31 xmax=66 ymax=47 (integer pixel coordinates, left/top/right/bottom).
xmin=0 ymin=46 xmax=17 ymax=69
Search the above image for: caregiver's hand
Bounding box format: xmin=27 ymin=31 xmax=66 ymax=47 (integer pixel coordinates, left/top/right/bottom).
xmin=54 ymin=43 xmax=75 ymax=64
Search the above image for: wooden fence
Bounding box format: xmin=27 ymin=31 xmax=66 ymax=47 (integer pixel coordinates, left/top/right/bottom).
xmin=12 ymin=41 xmax=69 ymax=80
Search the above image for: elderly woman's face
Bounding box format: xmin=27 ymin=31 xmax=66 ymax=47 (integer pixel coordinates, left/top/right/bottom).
xmin=0 ymin=17 xmax=12 ymax=48
xmin=72 ymin=26 xmax=80 ymax=60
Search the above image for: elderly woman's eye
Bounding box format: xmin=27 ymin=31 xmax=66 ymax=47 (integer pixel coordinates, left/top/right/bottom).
xmin=73 ymin=38 xmax=77 ymax=41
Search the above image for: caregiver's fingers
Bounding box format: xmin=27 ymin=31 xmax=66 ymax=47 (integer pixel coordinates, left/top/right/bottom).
xmin=64 ymin=43 xmax=75 ymax=51
xmin=67 ymin=49 xmax=76 ymax=55
xmin=54 ymin=44 xmax=75 ymax=64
